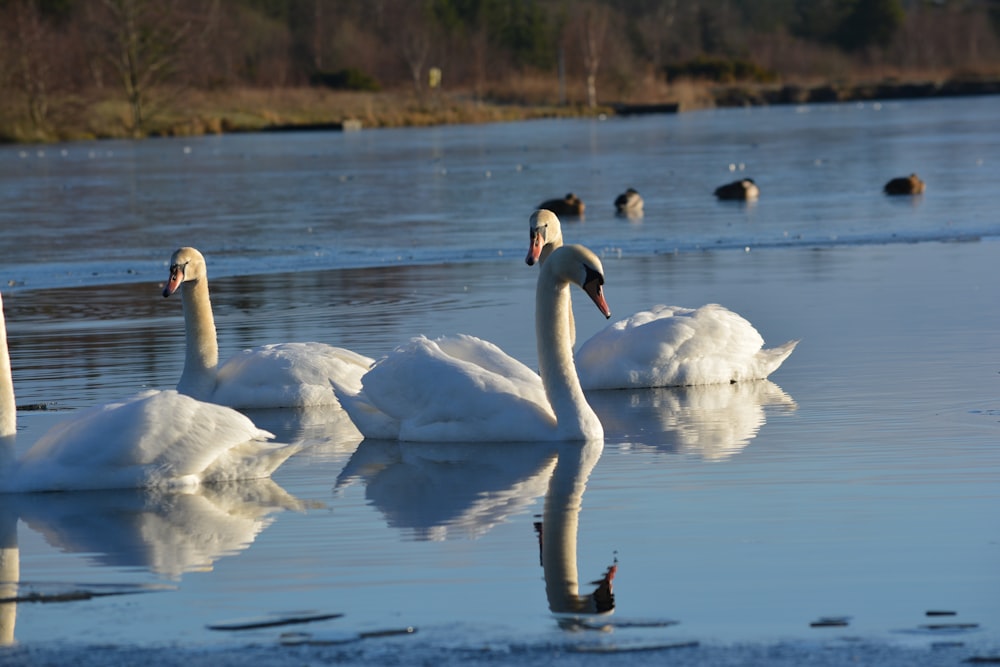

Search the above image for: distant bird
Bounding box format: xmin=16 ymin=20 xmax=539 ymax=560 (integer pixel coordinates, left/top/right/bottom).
xmin=714 ymin=178 xmax=759 ymax=201
xmin=538 ymin=193 xmax=585 ymax=218
xmin=883 ymin=173 xmax=925 ymax=195
xmin=614 ymin=188 xmax=644 ymax=217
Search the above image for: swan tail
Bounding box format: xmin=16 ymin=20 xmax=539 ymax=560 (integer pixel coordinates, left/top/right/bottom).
xmin=755 ymin=339 xmax=799 ymax=378
xmin=202 ymin=441 xmax=302 ymax=484
xmin=328 ymin=379 xmax=401 ymax=440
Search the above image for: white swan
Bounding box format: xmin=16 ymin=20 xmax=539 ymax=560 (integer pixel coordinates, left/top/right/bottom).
xmin=332 ymin=244 xmax=611 ymax=442
xmin=526 ymin=210 xmax=798 ymax=389
xmin=163 ymin=247 xmax=373 ymax=409
xmin=0 ymin=293 xmax=297 ymax=493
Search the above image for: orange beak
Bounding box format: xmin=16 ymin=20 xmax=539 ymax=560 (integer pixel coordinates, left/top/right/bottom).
xmin=162 ymin=265 xmax=184 ymax=297
xmin=584 ymin=279 xmax=611 ymax=319
xmin=525 ymin=229 xmax=543 ymax=266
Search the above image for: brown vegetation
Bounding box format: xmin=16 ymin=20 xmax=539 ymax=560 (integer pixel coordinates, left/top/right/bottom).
xmin=1 ymin=0 xmax=999 ymax=144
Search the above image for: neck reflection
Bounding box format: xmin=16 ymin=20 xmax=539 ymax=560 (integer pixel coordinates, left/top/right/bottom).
xmin=537 ymin=440 xmax=616 ymax=629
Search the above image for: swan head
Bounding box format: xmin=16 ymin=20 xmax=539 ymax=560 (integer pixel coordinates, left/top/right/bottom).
xmin=545 ymin=244 xmax=611 ymax=319
xmin=526 ymin=209 xmax=564 ymax=266
xmin=163 ymin=247 xmax=207 ymax=297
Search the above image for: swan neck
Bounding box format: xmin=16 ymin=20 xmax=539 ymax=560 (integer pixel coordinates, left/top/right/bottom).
xmin=177 ymin=277 xmax=219 ymax=400
xmin=536 ymin=270 xmax=600 ymax=440
xmin=0 ymin=296 xmax=16 ymax=440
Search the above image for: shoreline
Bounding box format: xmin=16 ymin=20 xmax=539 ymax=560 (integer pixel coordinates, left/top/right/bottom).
xmin=3 ymin=75 xmax=999 ymax=145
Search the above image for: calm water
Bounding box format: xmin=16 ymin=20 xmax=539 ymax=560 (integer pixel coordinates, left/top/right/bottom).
xmin=1 ymin=96 xmax=999 ymax=665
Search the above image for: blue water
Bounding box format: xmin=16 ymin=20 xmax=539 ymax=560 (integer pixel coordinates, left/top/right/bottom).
xmin=1 ymin=96 xmax=999 ymax=666
xmin=3 ymin=97 xmax=997 ymax=290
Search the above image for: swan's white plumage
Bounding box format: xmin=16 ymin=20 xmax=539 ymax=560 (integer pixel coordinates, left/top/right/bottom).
xmin=4 ymin=390 xmax=294 ymax=493
xmin=211 ymin=342 xmax=372 ymax=408
xmin=333 ymin=245 xmax=609 ymax=442
xmin=527 ymin=210 xmax=798 ymax=389
xmin=1 ymin=293 xmax=297 ymax=494
xmin=358 ymin=334 xmax=556 ymax=442
xmin=164 ymin=247 xmax=373 ymax=409
xmin=576 ymin=304 xmax=798 ymax=389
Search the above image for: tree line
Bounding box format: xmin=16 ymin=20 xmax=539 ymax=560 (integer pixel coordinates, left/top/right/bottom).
xmin=2 ymin=0 xmax=999 ymax=139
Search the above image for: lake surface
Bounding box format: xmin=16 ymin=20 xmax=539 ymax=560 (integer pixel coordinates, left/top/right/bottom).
xmin=1 ymin=96 xmax=999 ymax=666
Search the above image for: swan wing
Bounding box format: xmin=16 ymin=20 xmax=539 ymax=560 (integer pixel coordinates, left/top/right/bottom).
xmin=361 ymin=335 xmax=556 ymax=442
xmin=577 ymin=304 xmax=797 ymax=389
xmin=214 ymin=342 xmax=374 ymax=409
xmin=14 ymin=390 xmax=289 ymax=491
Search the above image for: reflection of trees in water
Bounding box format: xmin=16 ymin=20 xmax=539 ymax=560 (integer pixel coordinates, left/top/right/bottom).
xmin=588 ymin=380 xmax=797 ymax=461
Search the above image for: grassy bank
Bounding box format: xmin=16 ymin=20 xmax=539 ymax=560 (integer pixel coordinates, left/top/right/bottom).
xmin=0 ymin=87 xmax=609 ymax=144
xmin=2 ymin=74 xmax=998 ymax=145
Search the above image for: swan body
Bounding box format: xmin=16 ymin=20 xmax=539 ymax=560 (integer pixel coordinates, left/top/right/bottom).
xmin=526 ymin=210 xmax=797 ymax=389
xmin=576 ymin=304 xmax=798 ymax=389
xmin=714 ymin=178 xmax=759 ymax=201
xmin=538 ymin=193 xmax=585 ymax=218
xmin=333 ymin=244 xmax=611 ymax=442
xmin=883 ymin=173 xmax=925 ymax=195
xmin=0 ymin=294 xmax=296 ymax=493
xmin=163 ymin=247 xmax=373 ymax=409
xmin=613 ymin=188 xmax=644 ymax=217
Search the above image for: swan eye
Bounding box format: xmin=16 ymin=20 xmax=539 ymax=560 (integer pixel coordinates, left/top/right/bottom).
xmin=584 ymin=265 xmax=604 ymax=287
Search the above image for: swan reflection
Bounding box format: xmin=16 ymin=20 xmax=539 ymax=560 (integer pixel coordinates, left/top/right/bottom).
xmin=0 ymin=479 xmax=302 ymax=644
xmin=335 ymin=440 xmax=558 ymax=540
xmin=537 ymin=440 xmax=617 ymax=629
xmin=588 ymin=380 xmax=796 ymax=460
xmin=337 ymin=438 xmax=615 ymax=629
xmin=0 ymin=503 xmax=16 ymax=645
xmin=14 ymin=480 xmax=302 ymax=580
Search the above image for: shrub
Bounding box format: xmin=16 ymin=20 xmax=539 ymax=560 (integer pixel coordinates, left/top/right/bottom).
xmin=310 ymin=68 xmax=381 ymax=92
xmin=663 ymin=57 xmax=778 ymax=84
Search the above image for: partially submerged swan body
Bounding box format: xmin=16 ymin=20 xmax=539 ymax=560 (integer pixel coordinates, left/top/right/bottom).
xmin=526 ymin=210 xmax=797 ymax=390
xmin=163 ymin=247 xmax=373 ymax=409
xmin=0 ymin=294 xmax=296 ymax=493
xmin=883 ymin=173 xmax=925 ymax=195
xmin=538 ymin=193 xmax=586 ymax=218
xmin=714 ymin=178 xmax=759 ymax=201
xmin=333 ymin=244 xmax=611 ymax=442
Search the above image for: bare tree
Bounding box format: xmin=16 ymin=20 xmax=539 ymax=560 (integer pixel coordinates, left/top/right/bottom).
xmin=573 ymin=2 xmax=610 ymax=108
xmin=86 ymin=0 xmax=202 ymax=136
xmin=392 ymin=1 xmax=434 ymax=96
xmin=1 ymin=0 xmax=55 ymax=131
